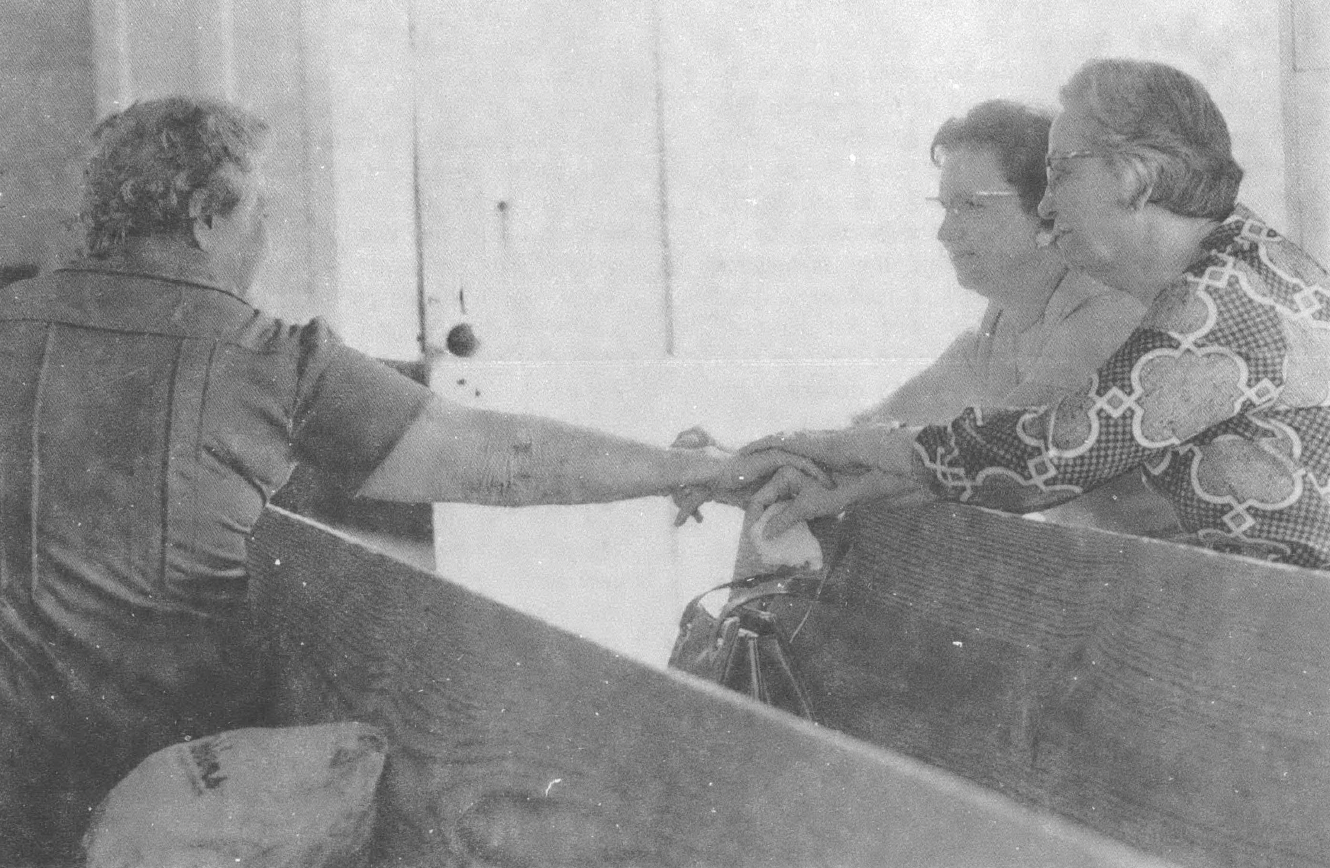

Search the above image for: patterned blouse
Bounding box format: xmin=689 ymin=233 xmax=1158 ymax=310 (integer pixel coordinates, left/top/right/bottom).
xmin=914 ymin=207 xmax=1330 ymax=568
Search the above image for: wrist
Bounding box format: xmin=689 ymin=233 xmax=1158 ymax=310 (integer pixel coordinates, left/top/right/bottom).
xmin=873 ymin=425 xmax=922 ymax=476
xmin=667 ymin=446 xmax=725 ymax=491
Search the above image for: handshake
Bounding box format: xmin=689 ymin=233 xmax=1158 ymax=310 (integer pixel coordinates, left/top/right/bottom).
xmin=668 ymin=423 xmax=930 ymax=539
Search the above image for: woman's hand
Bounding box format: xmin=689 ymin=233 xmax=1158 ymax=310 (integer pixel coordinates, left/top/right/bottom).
xmin=671 ymin=449 xmax=833 ymax=526
xmin=738 ymin=423 xmax=919 ymax=476
xmin=747 ymin=468 xmax=932 ymax=538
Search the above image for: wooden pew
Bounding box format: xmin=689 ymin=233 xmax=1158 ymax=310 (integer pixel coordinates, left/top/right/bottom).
xmin=765 ymin=502 xmax=1330 ymax=868
xmin=247 ymin=506 xmax=1166 ymax=867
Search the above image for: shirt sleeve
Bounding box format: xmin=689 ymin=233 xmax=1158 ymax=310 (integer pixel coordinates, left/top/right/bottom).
xmin=913 ymin=270 xmax=1287 ymax=514
xmin=288 ymin=319 xmax=434 ymax=487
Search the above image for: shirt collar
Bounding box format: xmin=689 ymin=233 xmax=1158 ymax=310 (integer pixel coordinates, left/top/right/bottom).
xmin=1197 ymin=204 xmax=1253 ymax=258
xmin=59 ymin=238 xmax=250 ymax=306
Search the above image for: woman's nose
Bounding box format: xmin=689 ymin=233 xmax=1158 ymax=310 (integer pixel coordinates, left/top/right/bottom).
xmin=1037 ymin=189 xmax=1056 ymax=221
xmin=937 ymin=210 xmax=957 ymax=244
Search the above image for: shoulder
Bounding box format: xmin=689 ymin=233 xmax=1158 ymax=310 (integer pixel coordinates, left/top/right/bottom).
xmin=231 ymin=312 xmax=342 ymax=359
xmin=1014 ymin=272 xmax=1144 ymax=389
xmin=1045 ymin=270 xmax=1144 ymax=333
xmin=1140 ymin=208 xmax=1330 ymax=354
xmin=1147 ymin=208 xmax=1330 ymax=335
xmin=1204 ymin=207 xmax=1330 ymax=318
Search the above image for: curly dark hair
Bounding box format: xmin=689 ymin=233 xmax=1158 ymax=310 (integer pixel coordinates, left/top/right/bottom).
xmin=1060 ymin=59 xmax=1242 ymax=220
xmin=80 ymin=96 xmax=269 ymax=257
xmin=930 ymin=99 xmax=1054 ymax=220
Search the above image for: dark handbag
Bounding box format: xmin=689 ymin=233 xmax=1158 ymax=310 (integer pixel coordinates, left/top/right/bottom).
xmin=668 ymin=567 xmax=838 ymax=723
xmin=669 ymin=513 xmax=852 ymax=722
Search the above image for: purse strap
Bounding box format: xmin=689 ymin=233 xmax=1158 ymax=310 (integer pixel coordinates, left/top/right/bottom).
xmin=719 ymin=573 xmax=822 ymax=620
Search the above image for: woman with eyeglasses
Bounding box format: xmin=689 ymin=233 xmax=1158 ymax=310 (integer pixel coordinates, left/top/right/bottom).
xmin=733 ymin=59 xmax=1330 ymax=570
xmin=674 ymin=100 xmax=1163 ymax=537
xmin=847 ymin=98 xmax=1171 ymax=537
xmin=853 ymin=99 xmax=1142 ymax=427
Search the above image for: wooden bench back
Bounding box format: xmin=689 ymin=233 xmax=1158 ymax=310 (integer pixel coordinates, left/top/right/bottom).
xmin=248 ymin=506 xmax=1165 ymax=867
xmin=784 ymin=502 xmax=1330 ymax=868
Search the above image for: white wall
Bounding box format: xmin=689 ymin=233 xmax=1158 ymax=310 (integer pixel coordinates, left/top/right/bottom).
xmin=1285 ymin=0 xmax=1330 ymax=264
xmin=0 ymin=0 xmax=94 ymax=274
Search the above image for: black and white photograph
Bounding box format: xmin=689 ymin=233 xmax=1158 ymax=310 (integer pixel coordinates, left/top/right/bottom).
xmin=1 ymin=1 xmax=1326 ymax=865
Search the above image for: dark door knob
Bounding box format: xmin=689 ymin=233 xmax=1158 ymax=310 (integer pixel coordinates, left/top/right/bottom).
xmin=445 ymin=323 xmax=480 ymax=357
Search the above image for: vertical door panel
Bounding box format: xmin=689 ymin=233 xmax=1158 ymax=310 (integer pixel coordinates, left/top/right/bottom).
xmin=414 ymin=0 xmax=666 ymax=364
xmin=415 ymin=1 xmax=688 ymax=662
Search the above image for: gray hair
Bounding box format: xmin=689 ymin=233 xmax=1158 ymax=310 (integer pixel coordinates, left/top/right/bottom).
xmin=1060 ymin=59 xmax=1242 ymax=220
xmin=81 ymin=96 xmax=269 ymax=257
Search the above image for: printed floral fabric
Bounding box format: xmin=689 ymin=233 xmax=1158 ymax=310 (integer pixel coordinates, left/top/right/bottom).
xmin=914 ymin=207 xmax=1330 ymax=568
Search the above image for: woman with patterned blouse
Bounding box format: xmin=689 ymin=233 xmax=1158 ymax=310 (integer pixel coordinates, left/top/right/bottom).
xmin=736 ymin=59 xmax=1330 ymax=569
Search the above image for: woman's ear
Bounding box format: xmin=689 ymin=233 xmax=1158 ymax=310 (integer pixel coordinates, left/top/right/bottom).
xmin=1128 ymin=182 xmax=1153 ymax=212
xmin=189 ymin=190 xmax=214 ymax=248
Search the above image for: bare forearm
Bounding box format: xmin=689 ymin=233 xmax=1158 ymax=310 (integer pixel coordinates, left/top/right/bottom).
xmin=358 ymin=398 xmax=721 ymax=506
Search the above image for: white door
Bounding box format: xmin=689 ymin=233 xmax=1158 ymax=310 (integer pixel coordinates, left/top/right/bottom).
xmin=413 ymin=0 xmax=701 ymax=664
xmin=413 ymin=1 xmax=917 ymax=666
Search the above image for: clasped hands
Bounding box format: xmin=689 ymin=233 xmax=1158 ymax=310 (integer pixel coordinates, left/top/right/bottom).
xmin=671 ymin=423 xmax=927 ymax=539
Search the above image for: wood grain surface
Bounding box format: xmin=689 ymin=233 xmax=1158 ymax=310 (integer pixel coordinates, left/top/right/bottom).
xmin=247 ymin=506 xmax=1167 ymax=868
xmin=772 ymin=502 xmax=1330 ymax=868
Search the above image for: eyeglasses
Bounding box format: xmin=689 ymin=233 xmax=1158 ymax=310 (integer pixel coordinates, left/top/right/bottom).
xmin=1044 ymin=150 xmax=1104 ymax=192
xmin=926 ymin=190 xmax=1018 ymax=217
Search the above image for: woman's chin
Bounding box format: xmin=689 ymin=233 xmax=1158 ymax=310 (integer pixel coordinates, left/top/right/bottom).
xmin=952 ymin=269 xmax=1015 ymax=303
xmin=950 ymin=262 xmax=986 ymax=292
xmin=1063 ymin=251 xmax=1127 ymax=291
xmin=1050 ymin=236 xmax=1094 ymax=271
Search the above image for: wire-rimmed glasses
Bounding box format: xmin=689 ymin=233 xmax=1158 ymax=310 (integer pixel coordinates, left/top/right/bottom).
xmin=926 ymin=190 xmax=1019 ymax=217
xmin=1044 ymin=150 xmax=1104 ymax=192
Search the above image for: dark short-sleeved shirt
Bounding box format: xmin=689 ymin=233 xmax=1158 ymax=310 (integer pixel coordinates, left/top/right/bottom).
xmin=0 ymin=252 xmax=431 ymax=800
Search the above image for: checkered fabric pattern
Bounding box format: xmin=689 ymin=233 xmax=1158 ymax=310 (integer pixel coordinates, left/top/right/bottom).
xmin=914 ymin=207 xmax=1330 ymax=569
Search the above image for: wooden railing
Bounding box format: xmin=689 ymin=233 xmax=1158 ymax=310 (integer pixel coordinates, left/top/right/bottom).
xmin=778 ymin=502 xmax=1330 ymax=868
xmin=247 ymin=506 xmax=1166 ymax=867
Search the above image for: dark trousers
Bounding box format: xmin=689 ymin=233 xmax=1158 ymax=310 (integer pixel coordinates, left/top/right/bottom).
xmin=0 ymin=633 xmax=271 ymax=865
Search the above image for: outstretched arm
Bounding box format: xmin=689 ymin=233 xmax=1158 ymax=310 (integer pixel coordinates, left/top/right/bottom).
xmin=356 ymin=396 xmax=825 ymax=508
xmin=739 ymin=423 xmax=924 ymax=477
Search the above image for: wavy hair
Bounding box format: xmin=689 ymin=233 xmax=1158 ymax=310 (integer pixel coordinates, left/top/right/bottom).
xmin=1059 ymin=59 xmax=1241 ymax=220
xmin=80 ymin=96 xmax=269 ymax=257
